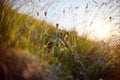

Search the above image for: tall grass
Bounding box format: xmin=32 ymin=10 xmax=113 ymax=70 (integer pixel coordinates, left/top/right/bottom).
xmin=0 ymin=1 xmax=119 ymax=80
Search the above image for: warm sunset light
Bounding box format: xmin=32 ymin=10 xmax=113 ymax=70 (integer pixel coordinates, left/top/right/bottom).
xmin=0 ymin=0 xmax=120 ymax=80
xmin=91 ymin=20 xmax=110 ymax=40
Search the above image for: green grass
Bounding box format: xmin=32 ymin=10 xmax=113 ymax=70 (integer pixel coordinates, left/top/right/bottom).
xmin=0 ymin=1 xmax=119 ymax=80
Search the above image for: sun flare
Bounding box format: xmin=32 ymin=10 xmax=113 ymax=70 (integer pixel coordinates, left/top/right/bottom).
xmin=91 ymin=20 xmax=110 ymax=40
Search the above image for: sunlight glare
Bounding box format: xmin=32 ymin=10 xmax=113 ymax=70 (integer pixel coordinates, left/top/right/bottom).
xmin=92 ymin=20 xmax=110 ymax=40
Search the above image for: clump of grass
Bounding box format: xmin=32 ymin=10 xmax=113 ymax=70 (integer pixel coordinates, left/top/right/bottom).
xmin=0 ymin=1 xmax=119 ymax=80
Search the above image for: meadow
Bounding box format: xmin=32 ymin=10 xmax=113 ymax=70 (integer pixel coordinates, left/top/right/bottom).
xmin=0 ymin=1 xmax=120 ymax=80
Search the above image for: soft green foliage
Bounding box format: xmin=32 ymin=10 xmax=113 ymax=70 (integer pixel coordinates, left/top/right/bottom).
xmin=0 ymin=1 xmax=119 ymax=80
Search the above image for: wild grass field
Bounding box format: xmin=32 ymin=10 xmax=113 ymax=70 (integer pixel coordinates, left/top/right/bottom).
xmin=0 ymin=1 xmax=120 ymax=80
